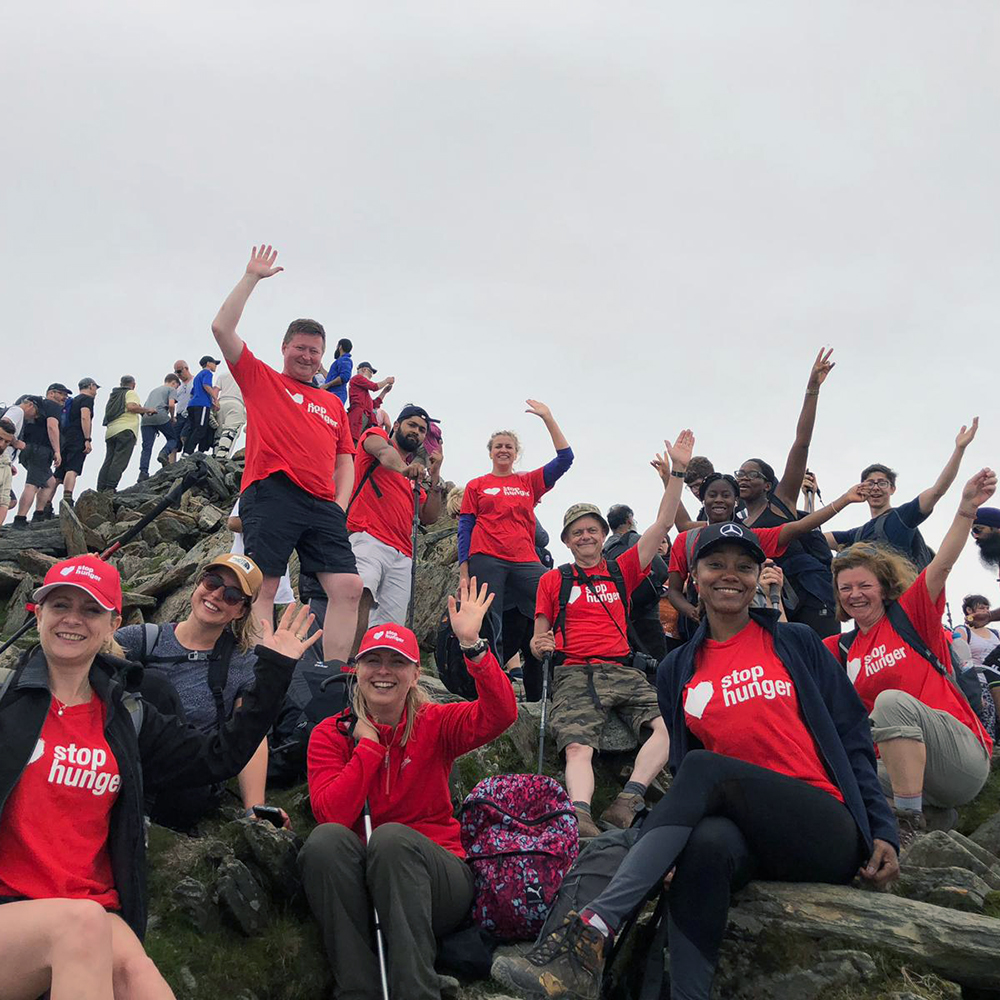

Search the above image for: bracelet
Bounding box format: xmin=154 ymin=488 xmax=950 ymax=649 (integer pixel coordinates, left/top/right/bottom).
xmin=805 ymin=388 xmax=820 ymax=396
xmin=670 ymin=470 xmax=685 ymax=479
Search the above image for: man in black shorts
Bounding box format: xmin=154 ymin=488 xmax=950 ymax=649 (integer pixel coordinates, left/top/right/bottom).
xmin=210 ymin=244 xmax=362 ymax=665
xmin=12 ymin=385 xmax=67 ymax=527
xmin=53 ymin=377 xmax=99 ymax=507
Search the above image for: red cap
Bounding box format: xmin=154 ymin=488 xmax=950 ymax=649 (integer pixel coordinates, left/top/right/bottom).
xmin=32 ymin=555 xmax=123 ymax=614
xmin=357 ymin=624 xmax=420 ymax=663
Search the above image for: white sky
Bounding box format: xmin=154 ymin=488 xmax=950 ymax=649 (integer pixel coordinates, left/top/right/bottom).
xmin=2 ymin=2 xmax=997 ymax=617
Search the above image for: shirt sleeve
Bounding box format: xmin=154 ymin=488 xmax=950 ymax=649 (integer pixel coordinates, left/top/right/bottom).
xmin=307 ymin=720 xmax=387 ymax=827
xmin=754 ymin=526 xmax=788 ymax=558
xmin=831 ymin=529 xmax=852 ymax=545
xmin=668 ymin=532 xmax=689 ymax=578
xmin=535 ymin=569 xmax=558 ymax=622
xmin=899 ymin=570 xmax=951 ymax=667
xmin=460 ymin=479 xmax=479 ymax=516
xmin=126 ymin=390 xmax=140 ymax=408
xmin=541 ymin=447 xmax=574 ymax=489
xmin=350 ymin=374 xmax=380 ymax=391
xmin=526 ymin=466 xmax=550 ymax=502
xmin=336 ymin=400 xmax=356 ymax=455
xmin=618 ymin=545 xmax=651 ymax=595
xmin=457 ymin=514 xmax=476 ymax=564
xmin=894 ymin=496 xmax=930 ymax=529
xmin=229 ymin=343 xmax=259 ymax=392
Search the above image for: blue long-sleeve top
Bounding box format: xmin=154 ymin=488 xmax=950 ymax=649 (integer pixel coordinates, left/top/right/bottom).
xmin=458 ymin=447 xmax=573 ymax=564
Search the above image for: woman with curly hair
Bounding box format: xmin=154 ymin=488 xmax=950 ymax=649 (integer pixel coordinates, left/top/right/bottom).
xmin=825 ymin=468 xmax=997 ymax=844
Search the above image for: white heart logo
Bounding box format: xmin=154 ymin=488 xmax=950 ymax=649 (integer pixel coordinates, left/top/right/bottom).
xmin=285 ymin=389 xmax=304 ymax=405
xmin=567 ymin=586 xmax=582 ymax=605
xmin=373 ymin=631 xmax=385 ymax=639
xmin=28 ymin=738 xmax=45 ymax=765
xmin=847 ymin=658 xmax=862 ymax=684
xmin=60 ymin=566 xmax=76 ymax=577
xmin=483 ymin=487 xmax=501 ymax=496
xmin=684 ymin=681 xmax=714 ymax=720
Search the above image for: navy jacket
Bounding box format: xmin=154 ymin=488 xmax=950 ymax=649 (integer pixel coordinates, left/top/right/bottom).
xmin=656 ymin=609 xmax=898 ymax=854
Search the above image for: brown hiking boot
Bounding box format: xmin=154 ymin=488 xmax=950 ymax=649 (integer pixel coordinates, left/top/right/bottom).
xmin=492 ymin=911 xmax=607 ymax=1000
xmin=575 ymin=807 xmax=601 ymax=839
xmin=599 ymin=792 xmax=645 ymax=830
xmin=894 ymin=807 xmax=927 ymax=854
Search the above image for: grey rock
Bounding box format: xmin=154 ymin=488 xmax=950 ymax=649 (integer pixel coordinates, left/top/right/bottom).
xmin=171 ymin=876 xmax=215 ymax=932
xmin=135 ymin=561 xmax=197 ymax=598
xmin=197 ymin=503 xmax=224 ymax=532
xmin=15 ymin=548 xmax=58 ymax=577
xmin=949 ymin=829 xmax=1000 ymax=872
xmin=178 ymin=966 xmax=197 ymax=994
xmin=228 ymin=818 xmax=303 ymax=901
xmin=59 ymin=499 xmax=90 ymax=557
xmin=3 ymin=577 xmax=35 ymax=635
xmin=0 ymin=523 xmax=66 ymax=559
xmin=739 ymin=950 xmax=877 ymax=1000
xmin=412 ymin=562 xmax=458 ymax=651
xmin=0 ymin=564 xmax=26 ymax=599
xmin=893 ymin=866 xmax=992 ymax=913
xmin=732 ymin=880 xmax=1000 ymax=989
xmin=213 ymin=857 xmax=269 ymax=936
xmin=121 ymin=591 xmax=157 ymax=611
xmin=970 ymin=811 xmax=1000 ymax=861
xmin=903 ymin=831 xmax=1000 ymax=890
xmin=74 ymin=489 xmax=115 ymax=530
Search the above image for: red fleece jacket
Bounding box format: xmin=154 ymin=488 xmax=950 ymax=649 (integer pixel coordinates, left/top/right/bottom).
xmin=307 ymin=651 xmax=517 ymax=858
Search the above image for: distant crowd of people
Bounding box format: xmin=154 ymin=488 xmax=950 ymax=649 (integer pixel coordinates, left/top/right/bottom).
xmin=2 ymin=245 xmax=998 ymax=1000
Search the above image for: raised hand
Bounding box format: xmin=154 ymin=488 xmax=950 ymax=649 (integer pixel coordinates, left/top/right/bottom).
xmin=657 ymin=429 xmax=695 ymax=477
xmin=838 ymin=483 xmax=869 ymax=507
xmin=807 ymin=347 xmax=835 ymax=389
xmin=525 ymin=399 xmax=552 ymax=421
xmin=447 ymin=575 xmax=495 ymax=647
xmin=956 ymin=417 xmax=979 ymax=450
xmin=801 ymin=470 xmax=819 ymax=496
xmin=428 ymin=450 xmax=443 ymax=478
xmin=960 ymin=467 xmax=997 ymax=513
xmin=246 ymin=245 xmax=284 ymax=280
xmin=258 ymin=603 xmax=322 ymax=659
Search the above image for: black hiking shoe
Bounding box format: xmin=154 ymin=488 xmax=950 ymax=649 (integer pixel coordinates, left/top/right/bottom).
xmin=491 ymin=911 xmax=607 ymax=1000
xmin=12 ymin=515 xmax=28 ymax=529
xmin=137 ymin=471 xmax=150 ymax=482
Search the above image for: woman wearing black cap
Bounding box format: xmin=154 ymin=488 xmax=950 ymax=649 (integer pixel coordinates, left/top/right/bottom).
xmin=495 ymin=520 xmax=898 ymax=1000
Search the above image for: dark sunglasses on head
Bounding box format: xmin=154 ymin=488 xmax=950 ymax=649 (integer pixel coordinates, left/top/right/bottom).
xmin=199 ymin=572 xmax=249 ymax=606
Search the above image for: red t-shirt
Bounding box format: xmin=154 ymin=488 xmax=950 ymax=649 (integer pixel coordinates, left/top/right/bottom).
xmin=462 ymin=468 xmax=549 ymax=564
xmin=231 ymin=345 xmax=355 ymax=502
xmin=347 ymin=428 xmax=426 ymax=557
xmin=684 ymin=620 xmax=843 ymax=801
xmin=823 ymin=571 xmax=993 ymax=755
xmin=669 ymin=525 xmax=788 ymax=583
xmin=0 ymin=696 xmax=121 ymax=907
xmin=535 ymin=546 xmax=649 ymax=664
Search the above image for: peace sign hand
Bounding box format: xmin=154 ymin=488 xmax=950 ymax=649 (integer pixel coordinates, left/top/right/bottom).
xmin=447 ymin=576 xmax=495 ymax=647
xmin=807 ymin=348 xmax=835 ymax=390
xmin=258 ymin=603 xmax=322 ymax=660
xmin=246 ymin=245 xmax=284 ymax=280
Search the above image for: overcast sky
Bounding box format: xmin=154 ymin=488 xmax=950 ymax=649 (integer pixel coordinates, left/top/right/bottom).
xmin=2 ymin=2 xmax=997 ymax=616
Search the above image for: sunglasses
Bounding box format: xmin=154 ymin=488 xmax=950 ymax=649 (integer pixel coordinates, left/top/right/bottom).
xmin=198 ymin=572 xmax=249 ymax=607
xmin=174 ymin=367 xmax=189 ymax=374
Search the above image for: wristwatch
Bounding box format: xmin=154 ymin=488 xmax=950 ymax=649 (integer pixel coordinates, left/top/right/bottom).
xmin=460 ymin=638 xmax=490 ymax=658
xmin=670 ymin=470 xmax=685 ymax=479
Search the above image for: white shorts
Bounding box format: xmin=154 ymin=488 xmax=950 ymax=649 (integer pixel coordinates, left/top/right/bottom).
xmin=350 ymin=531 xmax=412 ymax=627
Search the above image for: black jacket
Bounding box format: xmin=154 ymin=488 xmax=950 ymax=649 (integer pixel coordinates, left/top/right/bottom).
xmin=656 ymin=610 xmax=898 ymax=854
xmin=602 ymin=530 xmax=668 ymax=617
xmin=0 ymin=643 xmax=297 ymax=938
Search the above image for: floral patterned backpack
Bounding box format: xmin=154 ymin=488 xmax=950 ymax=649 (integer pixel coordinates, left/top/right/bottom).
xmin=459 ymin=774 xmax=579 ymax=941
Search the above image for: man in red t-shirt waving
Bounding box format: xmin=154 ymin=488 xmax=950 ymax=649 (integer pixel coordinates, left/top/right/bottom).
xmin=531 ymin=430 xmax=693 ymax=838
xmin=211 ymin=245 xmax=361 ymax=665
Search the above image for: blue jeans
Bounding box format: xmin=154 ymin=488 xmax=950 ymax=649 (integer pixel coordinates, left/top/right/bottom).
xmin=157 ymin=415 xmax=186 ymax=462
xmin=142 ymin=423 xmax=176 ymax=473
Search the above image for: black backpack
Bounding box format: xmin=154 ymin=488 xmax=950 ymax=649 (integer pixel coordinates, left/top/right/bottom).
xmin=849 ymin=510 xmax=935 ymax=572
xmin=436 ymin=605 xmax=500 ymax=699
xmin=835 ymin=603 xmax=982 ymax=710
xmin=102 ymin=387 xmax=129 ymax=427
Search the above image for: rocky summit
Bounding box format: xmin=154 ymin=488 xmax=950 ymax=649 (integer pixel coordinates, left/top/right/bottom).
xmin=3 ymin=455 xmax=1000 ymax=1000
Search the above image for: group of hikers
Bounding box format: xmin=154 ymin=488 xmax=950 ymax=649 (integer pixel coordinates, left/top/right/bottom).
xmin=1 ymin=245 xmax=998 ymax=1000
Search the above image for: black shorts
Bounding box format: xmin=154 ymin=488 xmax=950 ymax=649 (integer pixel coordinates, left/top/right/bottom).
xmin=21 ymin=444 xmax=55 ymax=488
xmin=54 ymin=438 xmax=88 ymax=479
xmin=239 ymin=472 xmax=358 ymax=579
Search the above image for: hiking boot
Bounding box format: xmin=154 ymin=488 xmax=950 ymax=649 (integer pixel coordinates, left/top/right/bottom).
xmin=156 ymin=453 xmax=170 ymax=467
xmin=137 ymin=471 xmax=150 ymax=482
xmin=30 ymin=510 xmax=47 ymax=523
xmin=599 ymin=792 xmax=646 ymax=831
xmin=12 ymin=515 xmax=28 ymax=529
xmin=43 ymin=505 xmax=54 ymax=520
xmin=894 ymin=808 xmax=927 ymax=853
xmin=575 ymin=807 xmax=601 ymax=839
xmin=491 ymin=911 xmax=607 ymax=1000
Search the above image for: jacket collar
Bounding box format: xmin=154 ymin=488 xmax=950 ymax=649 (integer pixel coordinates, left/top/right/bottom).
xmin=14 ymin=646 xmax=128 ymax=701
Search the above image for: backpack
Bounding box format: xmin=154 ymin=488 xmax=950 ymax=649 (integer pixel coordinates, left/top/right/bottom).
xmin=102 ymin=387 xmax=129 ymax=427
xmin=854 ymin=510 xmax=936 ymax=572
xmin=60 ymin=396 xmax=74 ymax=431
xmin=135 ymin=624 xmax=237 ymax=729
xmin=435 ymin=605 xmax=499 ymax=699
xmin=459 ymin=774 xmax=579 ymax=941
xmin=836 ymin=603 xmax=982 ymax=710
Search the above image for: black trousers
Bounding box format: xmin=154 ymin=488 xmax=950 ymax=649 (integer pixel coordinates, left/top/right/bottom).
xmin=183 ymin=405 xmax=213 ymax=454
xmin=589 ymin=751 xmax=863 ymax=1000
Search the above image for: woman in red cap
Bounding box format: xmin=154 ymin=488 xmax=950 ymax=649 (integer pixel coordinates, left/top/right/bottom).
xmin=300 ymin=577 xmax=518 ymax=1000
xmin=0 ymin=554 xmax=319 ymax=1000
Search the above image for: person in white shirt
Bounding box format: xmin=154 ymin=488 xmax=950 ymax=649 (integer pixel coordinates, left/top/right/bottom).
xmin=214 ymin=372 xmax=246 ymax=460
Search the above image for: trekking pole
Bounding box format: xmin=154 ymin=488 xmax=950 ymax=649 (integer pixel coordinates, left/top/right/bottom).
xmin=0 ymin=467 xmax=206 ymax=656
xmin=537 ymin=652 xmax=553 ymax=775
xmin=406 ymin=478 xmax=421 ymax=630
xmin=363 ymin=800 xmax=392 ymax=1000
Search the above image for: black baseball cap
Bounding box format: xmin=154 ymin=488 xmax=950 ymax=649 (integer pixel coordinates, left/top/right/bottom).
xmin=47 ymin=382 xmax=71 ymax=394
xmin=199 ymin=355 xmax=221 ymax=367
xmin=396 ymin=404 xmax=433 ymax=425
xmin=357 ymin=361 xmax=377 ymax=373
xmin=78 ymin=377 xmax=100 ymax=389
xmin=691 ymin=522 xmax=766 ymax=564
